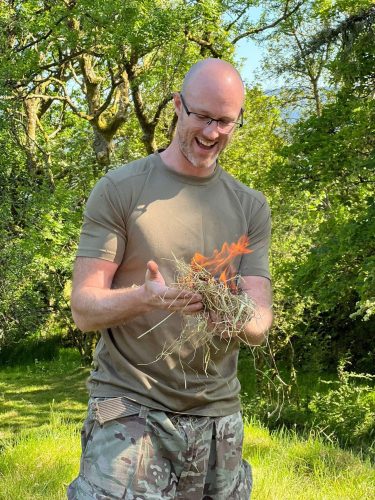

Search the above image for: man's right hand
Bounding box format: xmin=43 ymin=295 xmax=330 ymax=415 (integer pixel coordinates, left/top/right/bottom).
xmin=143 ymin=260 xmax=203 ymax=314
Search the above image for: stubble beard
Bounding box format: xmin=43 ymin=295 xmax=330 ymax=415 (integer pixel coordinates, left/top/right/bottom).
xmin=178 ymin=131 xmax=218 ymax=171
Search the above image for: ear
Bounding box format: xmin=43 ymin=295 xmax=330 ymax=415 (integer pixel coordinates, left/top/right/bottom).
xmin=173 ymin=92 xmax=182 ymax=115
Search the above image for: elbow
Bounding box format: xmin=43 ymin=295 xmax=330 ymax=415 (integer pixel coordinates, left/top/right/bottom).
xmin=70 ymin=295 xmax=96 ymax=333
xmin=71 ymin=307 xmax=92 ymax=333
xmin=247 ymin=330 xmax=269 ymax=346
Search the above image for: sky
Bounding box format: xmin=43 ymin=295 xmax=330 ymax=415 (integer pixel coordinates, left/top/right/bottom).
xmin=231 ymin=7 xmax=284 ymax=91
xmin=235 ymin=37 xmax=263 ymax=84
xmin=235 ymin=36 xmax=284 ymax=91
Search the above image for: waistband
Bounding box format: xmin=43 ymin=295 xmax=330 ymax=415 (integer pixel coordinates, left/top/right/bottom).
xmin=90 ymin=396 xmax=149 ymax=425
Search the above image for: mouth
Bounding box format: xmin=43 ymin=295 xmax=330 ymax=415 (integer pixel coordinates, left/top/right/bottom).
xmin=195 ymin=137 xmax=217 ymax=151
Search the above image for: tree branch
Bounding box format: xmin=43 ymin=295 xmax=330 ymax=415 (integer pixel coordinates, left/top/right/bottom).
xmin=25 ymin=93 xmax=91 ymax=120
xmin=151 ymin=93 xmax=173 ymax=127
xmin=184 ymin=31 xmax=222 ymax=58
xmin=306 ymin=6 xmax=375 ymax=53
xmin=10 ymin=50 xmax=86 ymax=90
xmin=224 ymin=4 xmax=250 ymax=32
xmin=231 ymin=0 xmax=305 ymax=44
xmin=124 ymin=62 xmax=148 ymax=131
xmin=14 ymin=15 xmax=70 ymax=53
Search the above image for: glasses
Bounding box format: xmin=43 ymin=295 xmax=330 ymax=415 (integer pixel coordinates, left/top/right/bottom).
xmin=179 ymin=93 xmax=243 ymax=134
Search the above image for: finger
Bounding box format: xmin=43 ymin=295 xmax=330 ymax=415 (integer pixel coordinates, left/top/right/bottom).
xmin=167 ymin=301 xmax=204 ymax=313
xmin=160 ymin=291 xmax=202 ymax=306
xmin=146 ymin=260 xmax=159 ymax=279
xmin=209 ymin=310 xmax=219 ymax=323
xmin=163 ymin=297 xmax=202 ymax=310
xmin=167 ymin=296 xmax=203 ymax=310
xmin=162 ymin=287 xmax=202 ymax=301
xmin=181 ymin=302 xmax=205 ymax=314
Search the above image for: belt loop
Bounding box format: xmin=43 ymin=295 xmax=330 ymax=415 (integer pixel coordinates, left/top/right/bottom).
xmin=139 ymin=405 xmax=149 ymax=420
xmin=93 ymin=401 xmax=105 ymax=425
xmin=90 ymin=400 xmax=101 ymax=423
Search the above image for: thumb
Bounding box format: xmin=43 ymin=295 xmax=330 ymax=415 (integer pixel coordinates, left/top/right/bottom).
xmin=146 ymin=260 xmax=160 ymax=280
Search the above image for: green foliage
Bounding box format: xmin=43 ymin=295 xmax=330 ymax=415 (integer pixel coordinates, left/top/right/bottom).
xmin=251 ymin=0 xmax=375 ymax=380
xmin=239 ymin=353 xmax=375 ymax=458
xmin=0 ymin=336 xmax=61 ymax=367
xmin=0 ymin=0 xmax=373 ymax=420
xmin=272 ymin=91 xmax=375 ymax=370
xmin=0 ymin=181 xmax=82 ymax=347
xmin=221 ymin=87 xmax=285 ymax=190
xmin=0 ymin=112 xmax=95 ymax=358
xmin=309 ymin=360 xmax=375 ymax=454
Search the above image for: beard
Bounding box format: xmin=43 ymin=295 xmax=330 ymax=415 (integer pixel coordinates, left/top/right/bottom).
xmin=177 ymin=130 xmax=219 ymax=170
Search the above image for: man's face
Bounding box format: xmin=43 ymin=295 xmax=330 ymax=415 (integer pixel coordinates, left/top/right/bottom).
xmin=175 ymin=90 xmax=243 ymax=171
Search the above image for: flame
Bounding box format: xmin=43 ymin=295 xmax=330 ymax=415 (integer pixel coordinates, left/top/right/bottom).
xmin=191 ymin=235 xmax=252 ymax=293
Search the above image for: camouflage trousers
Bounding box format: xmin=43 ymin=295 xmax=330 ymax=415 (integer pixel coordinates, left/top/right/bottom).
xmin=67 ymin=397 xmax=252 ymax=500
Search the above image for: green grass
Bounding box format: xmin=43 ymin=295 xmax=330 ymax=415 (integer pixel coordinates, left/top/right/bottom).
xmin=244 ymin=422 xmax=374 ymax=499
xmin=0 ymin=349 xmax=89 ymax=441
xmin=0 ymin=413 xmax=81 ymax=500
xmin=0 ymin=349 xmax=374 ymax=499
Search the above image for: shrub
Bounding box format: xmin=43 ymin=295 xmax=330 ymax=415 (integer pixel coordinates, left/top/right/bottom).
xmin=308 ymin=359 xmax=375 ymax=457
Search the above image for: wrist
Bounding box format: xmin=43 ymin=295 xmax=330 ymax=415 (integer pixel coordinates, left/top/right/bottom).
xmin=138 ymin=283 xmax=157 ymax=313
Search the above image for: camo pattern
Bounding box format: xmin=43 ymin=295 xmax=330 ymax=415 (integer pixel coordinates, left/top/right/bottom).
xmin=68 ymin=399 xmax=252 ymax=499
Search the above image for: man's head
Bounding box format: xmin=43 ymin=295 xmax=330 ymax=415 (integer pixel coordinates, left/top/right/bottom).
xmin=172 ymin=58 xmax=245 ymax=172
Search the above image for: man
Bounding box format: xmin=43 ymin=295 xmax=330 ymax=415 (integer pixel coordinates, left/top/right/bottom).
xmin=68 ymin=58 xmax=272 ymax=499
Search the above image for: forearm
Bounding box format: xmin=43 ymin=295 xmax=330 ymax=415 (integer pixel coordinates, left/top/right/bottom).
xmin=71 ymin=285 xmax=151 ymax=332
xmin=71 ymin=258 xmax=203 ymax=332
xmin=238 ymin=305 xmax=273 ymax=346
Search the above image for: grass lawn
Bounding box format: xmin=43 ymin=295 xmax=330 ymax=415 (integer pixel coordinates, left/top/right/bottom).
xmin=0 ymin=349 xmax=374 ymax=499
xmin=0 ymin=349 xmax=89 ymax=442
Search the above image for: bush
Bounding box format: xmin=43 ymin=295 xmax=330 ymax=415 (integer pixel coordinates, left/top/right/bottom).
xmin=0 ymin=336 xmax=62 ymax=366
xmin=308 ymin=360 xmax=375 ymax=457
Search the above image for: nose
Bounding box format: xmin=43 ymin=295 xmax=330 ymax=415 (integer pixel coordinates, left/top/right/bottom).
xmin=202 ymin=120 xmax=220 ymax=139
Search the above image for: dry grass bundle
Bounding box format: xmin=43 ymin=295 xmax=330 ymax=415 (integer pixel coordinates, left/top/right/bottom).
xmin=144 ymin=256 xmax=256 ymax=377
xmin=174 ymin=257 xmax=256 ymax=350
xmin=172 ymin=259 xmax=290 ymax=415
xmin=139 ymin=236 xmax=257 ymax=378
xmin=138 ymin=240 xmax=289 ymax=413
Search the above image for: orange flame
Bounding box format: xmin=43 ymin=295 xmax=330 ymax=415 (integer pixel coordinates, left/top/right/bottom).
xmin=191 ymin=235 xmax=252 ymax=293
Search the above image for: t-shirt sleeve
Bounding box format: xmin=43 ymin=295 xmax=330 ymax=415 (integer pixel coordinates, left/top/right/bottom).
xmin=76 ymin=176 xmax=127 ymax=264
xmin=239 ymin=197 xmax=271 ymax=280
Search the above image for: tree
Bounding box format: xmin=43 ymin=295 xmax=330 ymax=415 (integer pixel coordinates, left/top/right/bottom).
xmin=264 ymin=0 xmax=375 ymax=372
xmin=0 ymin=0 xmax=307 ymax=361
xmin=0 ymin=0 xmax=305 ymax=165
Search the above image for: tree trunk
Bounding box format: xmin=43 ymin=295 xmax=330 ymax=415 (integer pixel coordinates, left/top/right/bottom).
xmin=93 ymin=126 xmax=114 ymax=167
xmin=142 ymin=128 xmax=157 ymax=155
xmin=24 ymin=97 xmax=39 ymax=173
xmin=312 ymin=78 xmax=322 ymax=117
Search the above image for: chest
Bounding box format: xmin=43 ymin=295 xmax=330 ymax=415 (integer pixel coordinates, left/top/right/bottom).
xmin=115 ymin=182 xmax=248 ymax=286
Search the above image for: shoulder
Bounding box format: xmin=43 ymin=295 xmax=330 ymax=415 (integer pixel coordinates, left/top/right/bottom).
xmin=84 ymin=155 xmax=158 ymax=217
xmin=88 ymin=154 xmax=157 ymax=207
xmin=104 ymin=154 xmax=156 ymax=187
xmin=219 ymin=168 xmax=269 ymax=211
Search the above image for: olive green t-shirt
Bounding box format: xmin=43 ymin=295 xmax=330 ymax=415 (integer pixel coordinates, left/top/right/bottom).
xmin=77 ymin=153 xmax=271 ymax=416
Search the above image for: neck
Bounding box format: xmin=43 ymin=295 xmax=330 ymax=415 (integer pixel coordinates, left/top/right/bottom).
xmin=160 ymin=141 xmax=216 ymax=178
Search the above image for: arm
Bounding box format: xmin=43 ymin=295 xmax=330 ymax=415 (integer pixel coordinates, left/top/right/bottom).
xmin=71 ymin=257 xmax=203 ymax=332
xmin=239 ymin=275 xmax=273 ymax=346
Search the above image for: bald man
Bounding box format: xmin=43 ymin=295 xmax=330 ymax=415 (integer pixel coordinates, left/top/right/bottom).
xmin=68 ymin=59 xmax=272 ymax=499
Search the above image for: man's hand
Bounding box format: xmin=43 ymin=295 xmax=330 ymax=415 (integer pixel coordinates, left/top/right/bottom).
xmin=206 ymin=310 xmax=240 ymax=340
xmin=203 ymin=276 xmax=273 ymax=345
xmin=143 ymin=260 xmax=203 ymax=314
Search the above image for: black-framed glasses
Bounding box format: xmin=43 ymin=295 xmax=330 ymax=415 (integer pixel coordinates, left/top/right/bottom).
xmin=179 ymin=93 xmax=243 ymax=134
